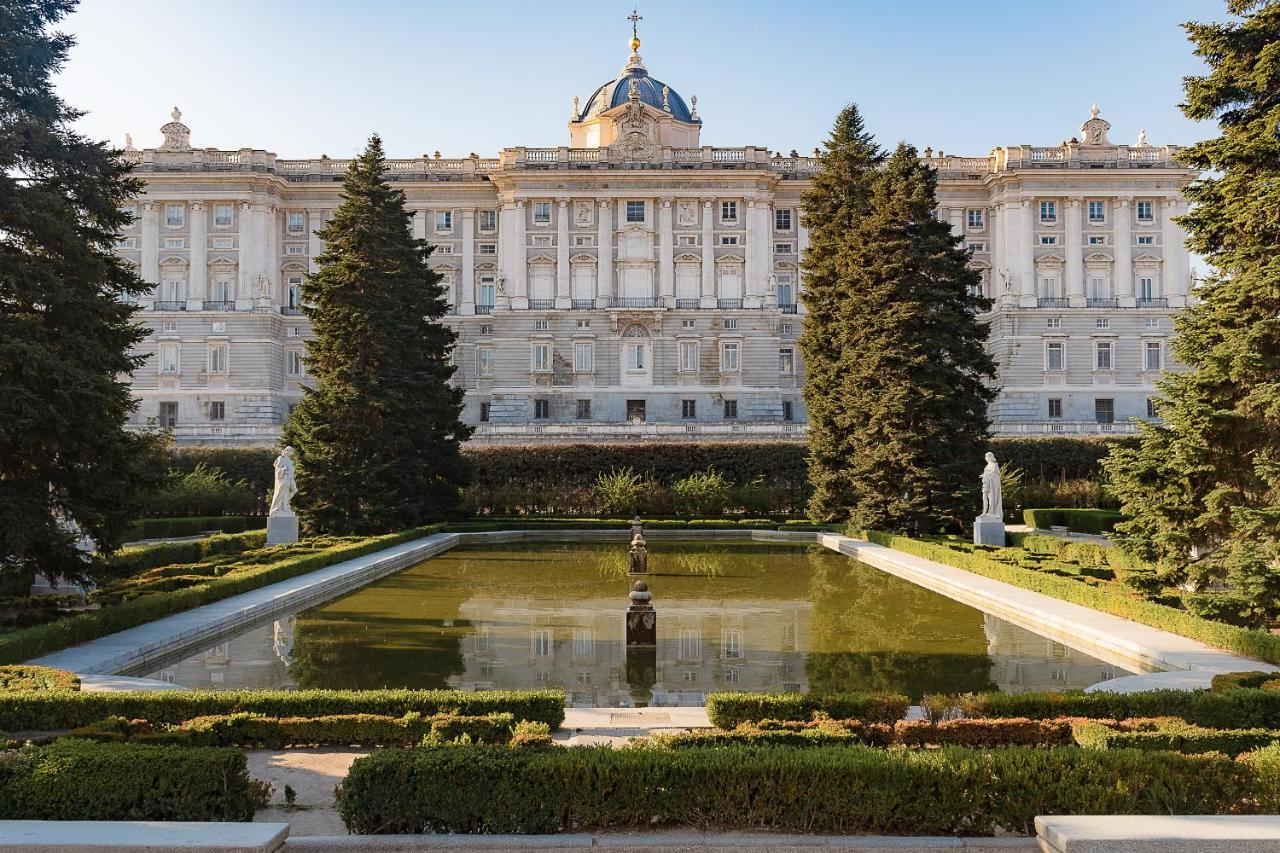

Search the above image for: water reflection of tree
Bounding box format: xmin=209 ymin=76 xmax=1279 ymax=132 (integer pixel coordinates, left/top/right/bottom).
xmin=803 ymin=553 xmax=996 ymax=700
xmin=289 ymin=615 xmax=470 ymax=690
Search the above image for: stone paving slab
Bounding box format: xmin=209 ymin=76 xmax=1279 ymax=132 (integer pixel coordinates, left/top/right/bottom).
xmin=823 ymin=535 xmax=1278 ymax=691
xmin=1035 ymin=815 xmax=1280 ymax=852
xmin=0 ymin=820 xmax=288 ymax=851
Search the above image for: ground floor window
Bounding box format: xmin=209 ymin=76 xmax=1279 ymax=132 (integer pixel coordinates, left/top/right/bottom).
xmin=158 ymin=401 xmax=178 ymax=427
xmin=781 ymin=400 xmax=793 ymax=421
xmin=626 ymin=399 xmax=646 ymax=422
xmin=723 ymin=400 xmax=738 ymax=419
xmin=1048 ymin=398 xmax=1062 ymax=419
xmin=534 ymin=399 xmax=550 ymax=419
xmin=681 ymin=399 xmax=697 ymax=419
xmin=576 ymin=399 xmax=591 ymax=420
xmin=1095 ymin=398 xmax=1114 ymax=424
xmin=479 ymin=402 xmax=490 ymax=422
xmin=209 ymin=401 xmax=224 ymax=421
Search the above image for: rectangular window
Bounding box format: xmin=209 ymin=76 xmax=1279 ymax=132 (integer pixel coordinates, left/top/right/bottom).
xmin=1039 ymin=236 xmax=1058 ymax=246
xmin=967 ymin=242 xmax=986 ymax=253
xmin=213 ymin=279 xmax=233 ymax=303
xmin=577 ymin=319 xmax=591 ymax=328
xmin=1096 ymin=317 xmax=1110 ymax=329
xmin=626 ymin=200 xmax=645 ymax=223
xmin=573 ymin=342 xmax=594 ymax=372
xmin=575 ymin=399 xmax=591 ymax=420
xmin=721 ymin=341 xmax=739 ymax=372
xmin=1095 ymin=341 xmax=1113 ymax=370
xmin=165 ymin=204 xmax=184 ymax=227
xmin=782 ymin=400 xmax=794 ymax=421
xmin=1095 ymin=398 xmax=1115 ymax=424
xmin=681 ymin=399 xmax=697 ymax=419
xmin=1040 ymin=200 xmax=1057 ymax=223
xmin=531 ymin=628 xmax=552 ymax=656
xmin=1145 ymin=341 xmax=1162 ymax=371
xmin=677 ymin=234 xmax=698 ymax=246
xmin=480 ymin=210 xmax=497 ymax=231
xmin=1137 ymin=200 xmax=1153 ymax=222
xmin=625 ymin=342 xmax=646 ymax=371
xmin=533 ymin=202 xmax=551 ymax=224
xmin=1139 ymin=276 xmax=1155 ymax=301
xmin=775 ymin=208 xmax=792 ymax=230
xmin=1087 ymin=200 xmax=1106 ymax=224
xmin=163 ymin=237 xmax=185 ymax=249
xmin=208 ymin=400 xmax=225 ymax=421
xmin=286 ymin=244 xmax=305 ymax=255
xmin=723 ymin=399 xmax=738 ymax=419
xmin=211 ymin=237 xmax=233 ymax=249
xmin=967 ymin=209 xmax=984 ymax=229
xmin=533 ymin=319 xmax=549 ymax=331
xmin=573 ymin=235 xmax=595 ymax=247
xmin=214 ymin=204 xmax=233 ymax=227
xmin=1046 ymin=317 xmax=1062 ymax=329
xmin=779 ymin=322 xmax=793 ymax=335
xmin=286 ymin=350 xmax=302 ymax=377
xmin=479 ymin=243 xmax=497 ymax=255
xmin=779 ymin=347 xmax=794 ymax=375
xmin=479 ymin=401 xmax=490 ymax=422
xmin=721 ymin=200 xmax=737 ymax=222
xmin=1137 ymin=235 xmax=1155 ymax=245
xmin=1045 ymin=341 xmax=1064 ymax=371
xmin=530 ymin=235 xmax=553 ymax=247
xmin=1088 ymin=235 xmax=1107 ymax=245
xmin=679 ymin=340 xmax=699 ymax=372
xmin=1144 ymin=317 xmax=1160 ymax=329
xmin=480 ymin=323 xmax=493 ymax=335
xmin=476 ymin=346 xmax=494 ymax=377
xmin=722 ymin=629 xmax=743 ymax=660
xmin=723 ymin=318 xmax=737 ymax=330
xmin=435 ymin=210 xmax=452 ymax=232
xmin=534 ymin=398 xmax=550 ymax=419
xmin=774 ymin=243 xmax=793 ymax=254
xmin=720 ymin=235 xmax=738 ymax=246
xmin=158 ymin=401 xmax=178 ymax=427
xmin=287 ymin=211 xmax=305 ymax=232
xmin=208 ymin=342 xmax=228 ymax=374
xmin=479 ymin=276 xmax=496 ymax=307
xmin=158 ymin=344 xmax=179 ymax=374
xmin=1048 ymin=398 xmax=1063 ymax=419
xmin=531 ymin=343 xmax=551 ymax=372
xmin=1146 ymin=397 xmax=1158 ymax=418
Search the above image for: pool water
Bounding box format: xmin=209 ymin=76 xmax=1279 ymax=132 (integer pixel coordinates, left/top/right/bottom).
xmin=142 ymin=541 xmax=1136 ymax=704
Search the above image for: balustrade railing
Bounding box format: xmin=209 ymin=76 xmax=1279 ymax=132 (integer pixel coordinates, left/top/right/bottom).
xmin=153 ymin=301 xmax=185 ymax=311
xmin=1086 ymin=298 xmax=1119 ymax=309
xmin=475 ymin=304 xmax=494 ymax=315
xmin=1037 ymin=298 xmax=1069 ymax=308
xmin=280 ymin=306 xmax=304 ymax=316
xmin=528 ymin=299 xmax=555 ymax=310
xmin=202 ymin=301 xmax=236 ymax=311
xmin=717 ymin=298 xmax=744 ymax=309
xmin=1136 ymin=298 xmax=1169 ymax=308
xmin=609 ymin=297 xmax=660 ymax=308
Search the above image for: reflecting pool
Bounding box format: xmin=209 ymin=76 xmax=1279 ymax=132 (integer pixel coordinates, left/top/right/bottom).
xmin=141 ymin=541 xmax=1139 ymax=704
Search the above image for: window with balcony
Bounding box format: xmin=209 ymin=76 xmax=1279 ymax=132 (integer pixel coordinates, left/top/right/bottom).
xmin=775 ymin=208 xmax=792 ymax=231
xmin=1087 ymin=201 xmax=1106 ymax=224
xmin=1138 ymin=276 xmax=1156 ymax=302
xmin=682 ymin=399 xmax=697 ymax=419
xmin=1145 ymin=341 xmax=1162 ymax=371
xmin=1045 ymin=341 xmax=1064 ymax=371
xmin=479 ymin=276 xmax=496 ymax=310
xmin=476 ymin=346 xmax=494 ymax=377
xmin=1095 ymin=341 xmax=1113 ymax=371
xmin=531 ymin=343 xmax=551 ymax=372
xmin=574 ymin=342 xmax=594 ymax=373
xmin=626 ymin=200 xmax=645 ymax=223
xmin=1040 ymin=200 xmax=1057 ymax=223
xmin=967 ymin=209 xmax=984 ymax=229
xmin=721 ymin=201 xmax=737 ymax=222
xmin=533 ymin=202 xmax=551 ymax=224
xmin=287 ymin=211 xmax=305 ymax=233
xmin=723 ymin=399 xmax=738 ymax=419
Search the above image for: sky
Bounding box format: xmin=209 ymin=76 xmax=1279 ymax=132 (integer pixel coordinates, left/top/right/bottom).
xmin=54 ymin=0 xmax=1220 ymax=160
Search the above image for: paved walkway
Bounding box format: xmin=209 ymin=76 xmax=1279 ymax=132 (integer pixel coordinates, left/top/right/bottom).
xmin=822 ymin=535 xmax=1278 ymax=691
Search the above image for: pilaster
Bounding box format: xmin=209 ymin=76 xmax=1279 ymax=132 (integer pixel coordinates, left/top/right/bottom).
xmin=555 ymin=198 xmax=571 ymax=309
xmin=700 ymin=197 xmax=716 ymax=308
xmin=596 ymin=199 xmax=613 ymax=307
xmin=1065 ymin=197 xmax=1084 ymax=307
xmin=139 ymin=201 xmax=159 ymax=296
xmin=187 ymin=201 xmax=206 ymax=309
xmin=235 ymin=200 xmax=253 ymax=310
xmin=460 ymin=208 xmax=476 ymax=315
xmin=1018 ymin=198 xmax=1037 ymax=308
xmin=1114 ymin=196 xmax=1134 ymax=307
xmin=657 ymin=196 xmax=674 ymax=308
xmin=307 ymin=210 xmax=324 ymax=273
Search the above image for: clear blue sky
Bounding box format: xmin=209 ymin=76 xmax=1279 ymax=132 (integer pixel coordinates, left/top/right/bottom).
xmin=55 ymin=0 xmax=1219 ymax=160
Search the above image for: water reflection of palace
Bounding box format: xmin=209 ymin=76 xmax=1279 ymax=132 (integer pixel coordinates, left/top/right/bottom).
xmin=145 ymin=616 xmax=296 ymax=690
xmin=983 ymin=615 xmax=1123 ymax=692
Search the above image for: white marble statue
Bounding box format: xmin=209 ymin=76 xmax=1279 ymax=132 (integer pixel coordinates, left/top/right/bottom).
xmin=980 ymin=451 xmax=1003 ymax=519
xmin=269 ymin=446 xmax=297 ymax=516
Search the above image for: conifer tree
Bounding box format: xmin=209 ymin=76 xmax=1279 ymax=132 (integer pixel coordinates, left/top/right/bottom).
xmin=1104 ymin=0 xmax=1280 ymax=624
xmin=281 ymin=135 xmax=471 ymax=534
xmin=806 ymin=141 xmax=996 ymax=533
xmin=799 ymin=105 xmax=884 ymax=521
xmin=0 ymin=0 xmax=164 ymax=585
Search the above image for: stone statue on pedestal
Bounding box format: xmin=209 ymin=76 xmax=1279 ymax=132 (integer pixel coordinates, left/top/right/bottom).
xmin=974 ymin=451 xmax=1006 ymax=546
xmin=267 ymin=446 xmax=300 ymax=545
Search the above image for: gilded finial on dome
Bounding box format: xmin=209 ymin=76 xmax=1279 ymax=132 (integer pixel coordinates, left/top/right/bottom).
xmin=628 ymin=7 xmax=643 ymax=53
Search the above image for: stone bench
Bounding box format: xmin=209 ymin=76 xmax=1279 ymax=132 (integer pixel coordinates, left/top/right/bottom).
xmin=1036 ymin=815 xmax=1280 ymax=852
xmin=0 ymin=821 xmax=288 ymax=852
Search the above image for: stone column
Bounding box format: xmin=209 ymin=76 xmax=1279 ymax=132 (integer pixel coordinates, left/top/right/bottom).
xmin=1162 ymin=197 xmax=1188 ymax=307
xmin=235 ymin=201 xmax=254 ymax=310
xmin=308 ymin=210 xmax=324 ymax=273
xmin=1018 ymin=198 xmax=1036 ymax=307
xmin=1114 ymin=196 xmax=1133 ymax=307
xmin=188 ymin=201 xmax=206 ymax=309
xmin=412 ymin=209 xmax=427 ymax=241
xmin=1065 ymin=197 xmax=1085 ymax=306
xmin=658 ymin=196 xmax=674 ymax=307
xmin=596 ymin=199 xmax=613 ymax=307
xmin=139 ymin=201 xmax=159 ymax=305
xmin=555 ymin=198 xmax=571 ymax=309
xmin=460 ymin=208 xmax=476 ymax=315
xmin=700 ymin=197 xmax=716 ymax=308
xmin=511 ymin=199 xmax=527 ymax=309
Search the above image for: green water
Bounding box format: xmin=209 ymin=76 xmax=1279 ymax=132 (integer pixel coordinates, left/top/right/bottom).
xmin=143 ymin=541 xmax=1134 ymax=703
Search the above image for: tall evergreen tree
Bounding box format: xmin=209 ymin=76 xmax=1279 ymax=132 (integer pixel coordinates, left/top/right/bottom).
xmin=799 ymin=105 xmax=884 ymax=521
xmin=281 ymin=135 xmax=471 ymax=534
xmin=1104 ymin=0 xmax=1280 ymax=624
xmin=0 ymin=0 xmax=163 ymax=585
xmin=808 ymin=142 xmax=996 ymax=533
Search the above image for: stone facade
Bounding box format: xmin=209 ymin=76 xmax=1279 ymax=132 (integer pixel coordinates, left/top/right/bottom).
xmin=113 ymin=42 xmax=1194 ymax=445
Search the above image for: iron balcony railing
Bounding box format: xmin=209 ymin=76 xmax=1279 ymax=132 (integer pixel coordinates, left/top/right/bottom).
xmin=1136 ymin=298 xmax=1169 ymax=308
xmin=527 ymin=299 xmax=555 ymax=310
xmin=675 ymin=298 xmax=701 ymax=309
xmin=1087 ymin=298 xmax=1119 ymax=309
xmin=153 ymin=301 xmax=185 ymax=311
xmin=779 ymin=303 xmax=799 ymax=314
xmin=280 ymin=306 xmax=304 ymax=316
xmin=202 ymin=301 xmax=236 ymax=311
xmin=717 ymin=298 xmax=744 ymax=309
xmin=475 ymin=304 xmax=494 ymax=315
xmin=609 ymin=297 xmax=660 ymax=308
xmin=1036 ymin=298 xmax=1069 ymax=308
xmin=570 ymin=299 xmax=595 ymax=310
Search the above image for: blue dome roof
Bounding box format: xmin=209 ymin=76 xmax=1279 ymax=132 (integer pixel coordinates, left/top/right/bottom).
xmin=579 ymin=64 xmax=698 ymax=124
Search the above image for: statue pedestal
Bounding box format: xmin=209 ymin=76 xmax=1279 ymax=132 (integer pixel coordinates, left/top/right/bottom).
xmin=973 ymin=515 xmax=1005 ymax=547
xmin=267 ymin=514 xmax=299 ymax=546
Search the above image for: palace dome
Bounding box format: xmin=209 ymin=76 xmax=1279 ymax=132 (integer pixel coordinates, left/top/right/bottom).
xmin=579 ymin=63 xmax=698 ymax=124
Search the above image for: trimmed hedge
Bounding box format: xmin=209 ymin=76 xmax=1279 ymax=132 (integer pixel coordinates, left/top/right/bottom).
xmin=100 ymin=530 xmax=266 ymax=576
xmin=0 ymin=688 xmax=565 ymax=731
xmin=0 ymin=738 xmax=259 ymax=821
xmin=125 ymin=515 xmax=266 ymax=540
xmin=336 ymin=743 xmax=1254 ymax=835
xmin=1023 ymin=508 xmax=1124 ymax=534
xmin=1243 ymin=743 xmax=1280 ymax=812
xmin=1212 ymin=671 xmax=1280 ymax=692
xmin=866 ymin=531 xmax=1280 ymax=665
xmin=1071 ymin=717 xmax=1280 ymax=757
xmin=651 ymin=717 xmax=1072 ymax=749
xmin=68 ymin=712 xmax=519 ymax=748
xmin=0 ymin=665 xmax=79 ymax=692
xmin=705 ymin=692 xmax=910 ymax=729
xmin=0 ymin=526 xmax=442 ymax=665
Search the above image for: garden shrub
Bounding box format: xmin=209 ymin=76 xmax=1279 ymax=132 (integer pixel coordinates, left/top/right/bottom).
xmin=97 ymin=530 xmax=266 ymax=578
xmin=125 ymin=515 xmax=266 ymax=541
xmin=0 ymin=688 xmax=565 ymax=731
xmin=1022 ymin=508 xmax=1124 ymax=534
xmin=336 ymin=743 xmax=1252 ymax=836
xmin=142 ymin=463 xmax=260 ymax=518
xmin=652 ymin=717 xmax=1070 ymax=749
xmin=1240 ymin=743 xmax=1280 ymax=813
xmin=1184 ymin=591 xmax=1270 ymax=630
xmin=1070 ymin=717 xmax=1280 ymax=757
xmin=1212 ymin=672 xmax=1280 ymax=692
xmin=0 ymin=738 xmax=259 ymax=821
xmin=509 ymin=720 xmax=554 ymax=749
xmin=671 ymin=469 xmax=731 ymax=516
xmin=866 ymin=531 xmax=1280 ymax=665
xmin=705 ymin=691 xmax=910 ymax=728
xmin=0 ymin=527 xmax=442 ymax=664
xmin=592 ymin=468 xmax=649 ymax=516
xmin=0 ymin=665 xmax=79 ymax=692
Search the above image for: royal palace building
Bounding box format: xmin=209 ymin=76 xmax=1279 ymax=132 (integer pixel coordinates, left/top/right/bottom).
xmin=113 ymin=25 xmax=1196 ymax=445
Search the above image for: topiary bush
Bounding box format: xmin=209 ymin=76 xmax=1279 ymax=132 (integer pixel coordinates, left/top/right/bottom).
xmin=1070 ymin=716 xmax=1280 ymax=757
xmin=1022 ymin=508 xmax=1124 ymax=534
xmin=124 ymin=516 xmax=266 ymax=541
xmin=0 ymin=665 xmax=79 ymax=692
xmin=705 ymin=692 xmax=910 ymax=728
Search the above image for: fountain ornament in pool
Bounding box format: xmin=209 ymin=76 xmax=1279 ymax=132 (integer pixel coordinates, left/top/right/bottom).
xmin=141 ymin=538 xmax=1144 ymax=705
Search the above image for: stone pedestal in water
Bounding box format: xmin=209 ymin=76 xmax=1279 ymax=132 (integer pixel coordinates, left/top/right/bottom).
xmin=626 ymin=580 xmax=656 ymax=646
xmin=628 ymin=529 xmax=649 ymax=574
